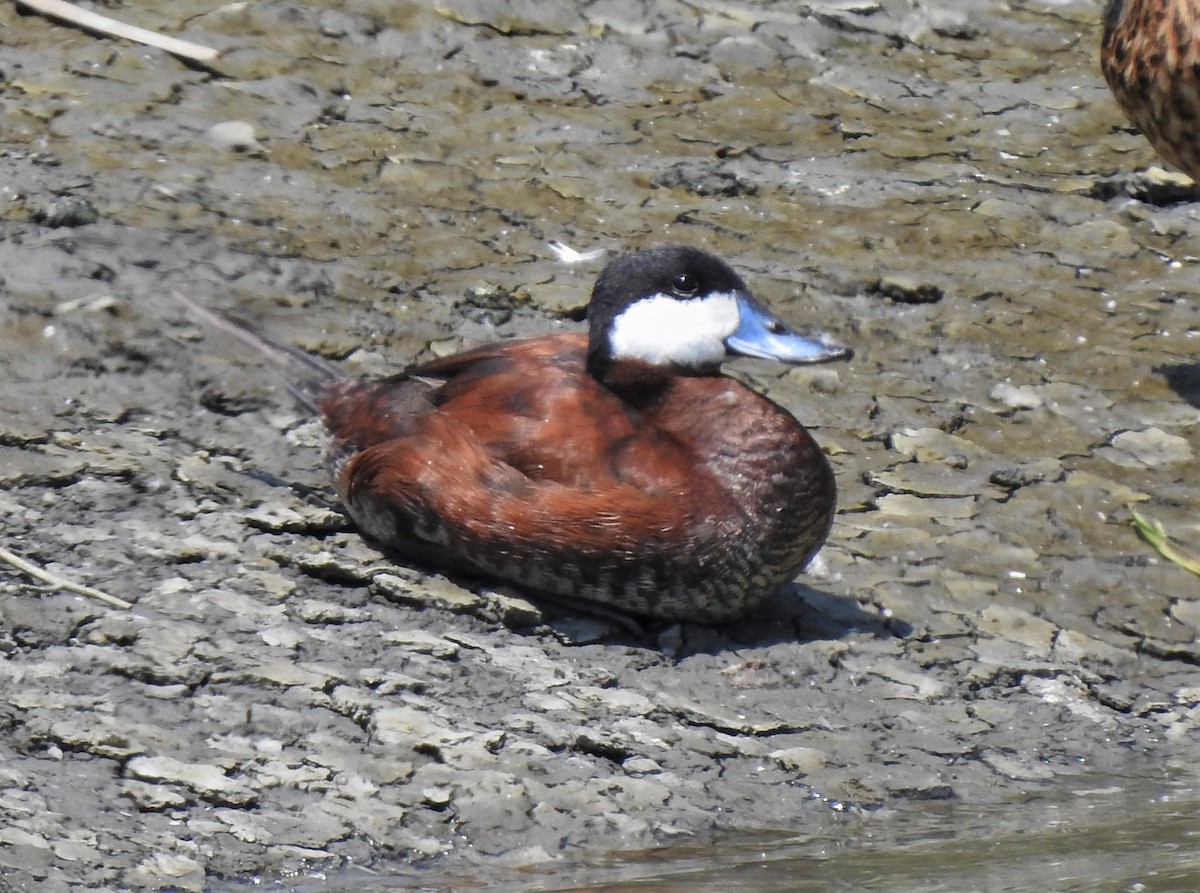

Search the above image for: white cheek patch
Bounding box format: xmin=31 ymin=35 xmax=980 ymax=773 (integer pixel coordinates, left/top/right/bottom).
xmin=608 ymin=291 xmax=741 ymax=367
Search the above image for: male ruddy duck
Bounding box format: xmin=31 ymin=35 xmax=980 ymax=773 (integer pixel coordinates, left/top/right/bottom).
xmin=1101 ymin=0 xmax=1200 ymax=181
xmin=194 ymin=246 xmax=850 ymax=622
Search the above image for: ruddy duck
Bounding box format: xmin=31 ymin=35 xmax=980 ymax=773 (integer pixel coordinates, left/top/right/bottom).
xmin=1101 ymin=0 xmax=1200 ymax=181
xmin=192 ymin=246 xmax=850 ymax=622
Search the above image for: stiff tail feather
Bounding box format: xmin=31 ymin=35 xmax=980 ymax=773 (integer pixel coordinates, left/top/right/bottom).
xmin=174 ymin=292 xmax=342 ymax=414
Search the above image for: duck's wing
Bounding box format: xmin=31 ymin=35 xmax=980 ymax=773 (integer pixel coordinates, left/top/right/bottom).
xmin=323 ymin=332 xmax=676 ymax=488
xmin=319 ymin=333 xmax=591 ymax=455
xmin=325 ymin=329 xmax=729 ymax=538
xmin=336 ymin=408 xmax=701 ymax=564
xmin=408 ymin=332 xmax=588 ymax=379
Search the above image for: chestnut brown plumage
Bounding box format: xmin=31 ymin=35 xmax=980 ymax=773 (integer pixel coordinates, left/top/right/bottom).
xmin=1101 ymin=0 xmax=1200 ymax=180
xmin=322 ymin=333 xmax=839 ymax=622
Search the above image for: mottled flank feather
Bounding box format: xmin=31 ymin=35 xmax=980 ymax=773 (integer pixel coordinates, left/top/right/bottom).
xmin=1102 ymin=0 xmax=1200 ymax=180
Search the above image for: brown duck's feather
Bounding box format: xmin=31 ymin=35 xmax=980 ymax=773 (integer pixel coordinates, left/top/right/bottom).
xmin=1102 ymin=0 xmax=1200 ymax=180
xmin=319 ymin=334 xmax=835 ymax=622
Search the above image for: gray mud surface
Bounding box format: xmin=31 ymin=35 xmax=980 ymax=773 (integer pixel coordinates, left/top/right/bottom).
xmin=2 ymin=0 xmax=1199 ymax=890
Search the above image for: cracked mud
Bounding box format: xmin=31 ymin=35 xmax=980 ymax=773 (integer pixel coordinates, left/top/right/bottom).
xmin=1 ymin=0 xmax=1199 ymax=890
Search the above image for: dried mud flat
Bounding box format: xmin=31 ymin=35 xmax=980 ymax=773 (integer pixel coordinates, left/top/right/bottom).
xmin=2 ymin=0 xmax=1199 ymax=890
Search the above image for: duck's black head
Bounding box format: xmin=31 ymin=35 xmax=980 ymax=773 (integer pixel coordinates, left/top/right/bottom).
xmin=586 ymin=245 xmax=849 ymax=382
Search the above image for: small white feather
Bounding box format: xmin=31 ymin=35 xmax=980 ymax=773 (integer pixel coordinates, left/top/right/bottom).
xmin=547 ymin=240 xmax=606 ymax=264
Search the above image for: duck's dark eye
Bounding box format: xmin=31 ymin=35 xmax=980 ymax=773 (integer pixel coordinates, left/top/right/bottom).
xmin=767 ymin=320 xmax=786 ymax=335
xmin=671 ymin=273 xmax=699 ymax=296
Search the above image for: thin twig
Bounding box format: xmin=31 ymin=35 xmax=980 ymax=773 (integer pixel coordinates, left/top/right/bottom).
xmin=0 ymin=545 xmax=133 ymax=609
xmin=16 ymin=0 xmax=221 ymax=66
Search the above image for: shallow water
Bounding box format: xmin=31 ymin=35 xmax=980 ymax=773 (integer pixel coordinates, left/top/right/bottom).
xmin=547 ymin=800 xmax=1199 ymax=893
xmin=262 ymin=776 xmax=1200 ymax=893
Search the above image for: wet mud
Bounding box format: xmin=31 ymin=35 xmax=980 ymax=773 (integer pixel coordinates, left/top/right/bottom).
xmin=1 ymin=0 xmax=1199 ymax=890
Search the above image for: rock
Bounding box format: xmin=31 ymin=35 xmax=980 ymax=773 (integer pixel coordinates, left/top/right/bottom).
xmin=31 ymin=196 xmax=99 ymax=228
xmin=206 ymin=121 xmax=263 ymax=153
xmin=768 ymin=746 xmax=828 ymax=775
xmin=125 ymin=756 xmax=258 ymax=807
xmin=868 ymin=275 xmax=944 ymax=304
xmin=1100 ymin=429 xmax=1194 ymax=468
